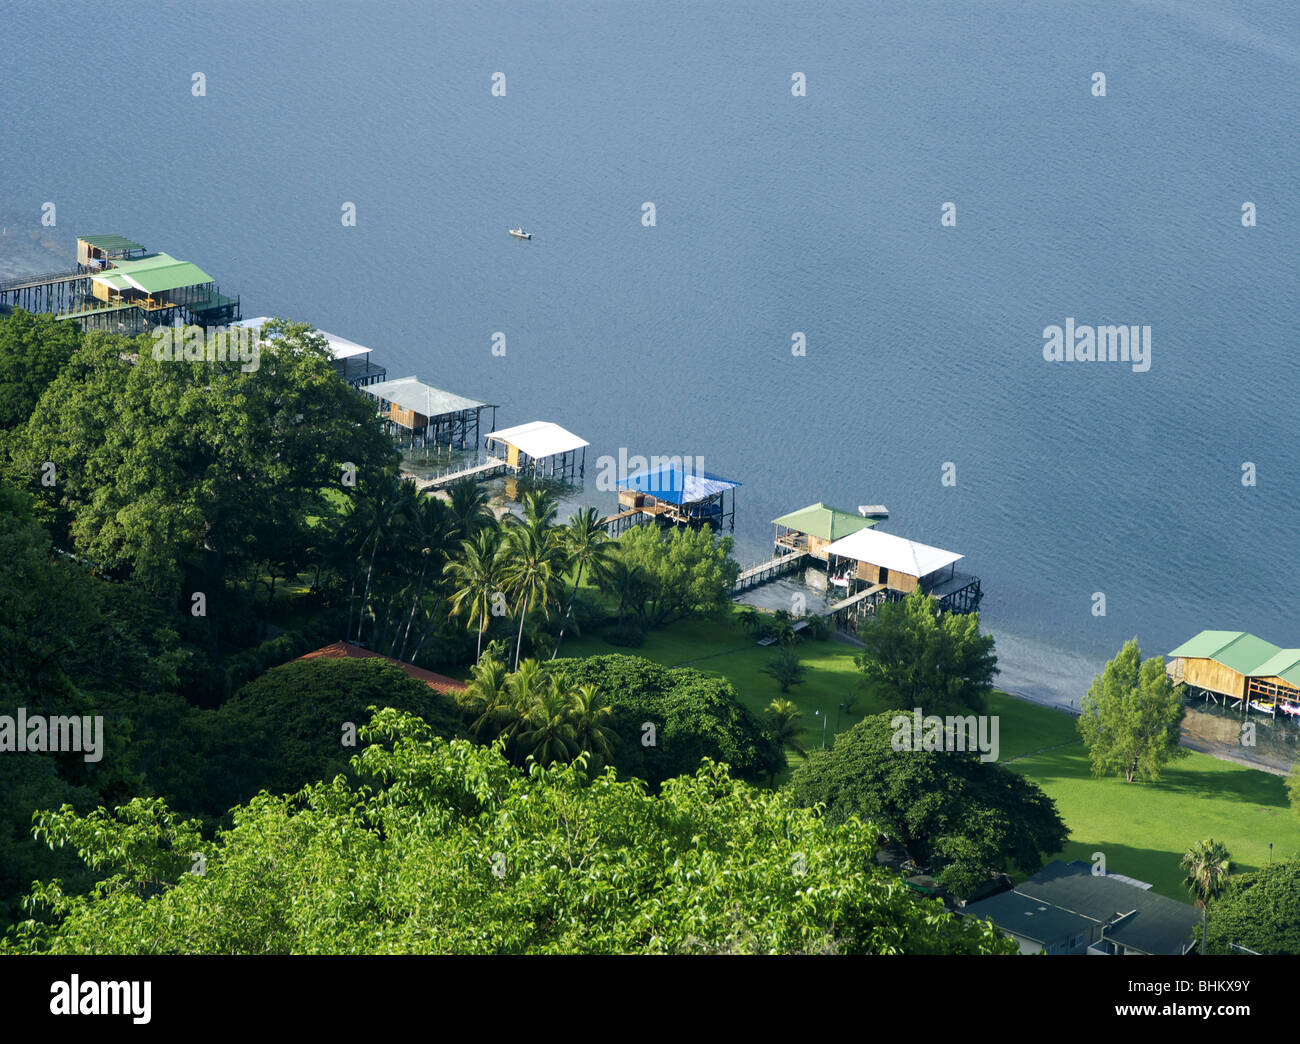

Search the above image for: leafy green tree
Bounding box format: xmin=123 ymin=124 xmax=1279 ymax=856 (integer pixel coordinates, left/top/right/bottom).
xmin=204 ymin=656 xmax=465 ymax=816
xmin=546 ymin=655 xmax=782 ymax=787
xmin=1201 ymin=857 xmax=1300 ymax=955
xmin=787 ymin=711 xmax=1067 ymax=897
xmin=1078 ymin=638 xmax=1188 ymax=783
xmin=602 ymin=525 xmax=738 ymax=630
xmin=13 ymin=320 xmax=396 ymax=654
xmin=1286 ymin=758 xmax=1300 ymax=818
xmin=762 ymin=648 xmax=807 ymax=693
xmin=5 ymin=711 xmax=1016 ymax=955
xmin=854 ymin=588 xmax=996 ymax=717
xmin=0 ymin=311 xmax=82 ymax=432
xmin=1181 ymin=838 xmax=1234 ymax=954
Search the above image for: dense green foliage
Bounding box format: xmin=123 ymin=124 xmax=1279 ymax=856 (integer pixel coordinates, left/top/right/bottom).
xmin=201 ymin=657 xmax=465 ymax=814
xmin=597 ymin=524 xmax=738 ymax=642
xmin=545 ymin=654 xmax=782 ymax=787
xmin=1203 ymin=858 xmax=1300 ymax=955
xmin=1078 ymin=638 xmax=1187 ymax=783
xmin=3 ymin=711 xmax=1016 ymax=955
xmin=788 ymin=711 xmax=1067 ymax=896
xmin=10 ymin=320 xmax=397 ymax=651
xmin=0 ymin=311 xmax=83 ymax=432
xmin=854 ymin=589 xmax=996 ymax=717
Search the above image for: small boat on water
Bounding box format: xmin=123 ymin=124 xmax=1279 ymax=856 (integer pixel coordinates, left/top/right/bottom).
xmin=1280 ymin=701 xmax=1300 ymax=718
xmin=508 ymin=228 xmax=532 ymax=240
xmin=1249 ymin=699 xmax=1276 ymax=715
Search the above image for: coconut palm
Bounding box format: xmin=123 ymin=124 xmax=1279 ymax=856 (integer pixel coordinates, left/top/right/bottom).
xmin=552 ymin=507 xmax=612 ymax=658
xmin=354 ymin=478 xmax=416 ymax=645
xmin=599 ymin=557 xmax=650 ymax=639
xmin=464 ymin=654 xmax=512 ymax=738
xmin=393 ymin=494 xmax=456 ymax=661
xmin=568 ymin=682 xmax=617 ymax=770
xmin=447 ymin=477 xmax=494 ymax=541
xmin=1181 ymin=838 xmax=1234 ymax=954
xmin=764 ymin=698 xmax=808 ymax=782
xmin=501 ymin=523 xmax=566 ymax=670
xmin=445 ymin=527 xmax=507 ymax=662
xmin=515 ymin=675 xmax=580 ymax=766
xmin=520 ymin=489 xmax=559 ymax=532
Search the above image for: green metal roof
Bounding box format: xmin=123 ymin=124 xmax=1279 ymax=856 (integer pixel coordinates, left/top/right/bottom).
xmin=103 ymin=252 xmax=214 ymax=294
xmin=1167 ymin=630 xmax=1280 ymax=674
xmin=1247 ymin=649 xmax=1300 ymax=685
xmin=78 ymin=234 xmax=145 ymax=253
xmin=771 ymin=502 xmax=879 ymax=541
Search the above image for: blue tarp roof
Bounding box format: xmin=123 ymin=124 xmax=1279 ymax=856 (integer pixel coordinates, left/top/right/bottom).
xmin=615 ymin=464 xmax=740 ymax=505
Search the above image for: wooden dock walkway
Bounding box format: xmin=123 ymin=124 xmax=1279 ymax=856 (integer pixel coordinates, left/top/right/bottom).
xmin=733 ymin=551 xmax=807 ymax=592
xmin=827 ymin=583 xmax=887 ymax=622
xmin=404 ymin=456 xmax=506 ymax=491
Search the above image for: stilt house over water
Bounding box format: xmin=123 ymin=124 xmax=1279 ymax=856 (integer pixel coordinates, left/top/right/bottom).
xmin=1166 ymin=630 xmax=1300 ymax=719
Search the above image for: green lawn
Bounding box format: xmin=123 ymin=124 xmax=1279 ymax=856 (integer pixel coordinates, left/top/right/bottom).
xmin=1008 ymin=742 xmax=1300 ymax=900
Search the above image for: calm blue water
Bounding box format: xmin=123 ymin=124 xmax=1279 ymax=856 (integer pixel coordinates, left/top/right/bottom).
xmin=4 ymin=0 xmax=1298 ymax=702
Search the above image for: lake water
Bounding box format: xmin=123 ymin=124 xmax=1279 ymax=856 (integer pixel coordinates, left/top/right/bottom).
xmin=4 ymin=0 xmax=1299 ymax=704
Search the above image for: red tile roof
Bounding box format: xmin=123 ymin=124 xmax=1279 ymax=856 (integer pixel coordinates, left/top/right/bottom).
xmin=297 ymin=641 xmax=467 ymax=694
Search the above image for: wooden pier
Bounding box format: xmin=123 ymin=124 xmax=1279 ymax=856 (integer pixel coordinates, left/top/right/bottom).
xmin=733 ymin=551 xmax=807 ymax=592
xmin=827 ymin=583 xmax=888 ymax=625
xmin=404 ymin=456 xmax=506 ymax=491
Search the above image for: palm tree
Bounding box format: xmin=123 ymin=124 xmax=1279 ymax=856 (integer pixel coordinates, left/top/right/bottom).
xmin=1181 ymin=838 xmax=1234 ymax=954
xmin=599 ymin=557 xmax=649 ymax=639
xmin=568 ymin=682 xmax=617 ymax=770
xmin=464 ymin=654 xmax=511 ymax=738
xmin=552 ymin=507 xmax=612 ymax=658
xmin=520 ymin=489 xmax=559 ymax=532
xmin=764 ymin=698 xmax=808 ymax=782
xmin=354 ymin=479 xmax=416 ymax=645
xmin=447 ymin=477 xmax=494 ymax=541
xmin=501 ymin=523 xmax=566 ymax=670
xmin=395 ymin=494 xmax=456 ymax=661
xmin=445 ymin=527 xmax=506 ymax=662
xmin=515 ymin=675 xmax=580 ymax=767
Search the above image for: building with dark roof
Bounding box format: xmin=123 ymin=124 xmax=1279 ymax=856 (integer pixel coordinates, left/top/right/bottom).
xmin=963 ymin=860 xmax=1199 ymax=955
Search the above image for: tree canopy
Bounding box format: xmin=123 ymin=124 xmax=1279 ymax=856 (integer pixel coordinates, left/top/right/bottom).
xmin=1078 ymin=638 xmax=1187 ymax=783
xmin=787 ymin=711 xmax=1067 ymax=896
xmin=4 ymin=710 xmax=1016 ymax=955
xmin=1202 ymin=857 xmax=1300 ymax=955
xmin=854 ymin=589 xmax=996 ymax=717
xmin=545 ymin=654 xmax=782 ymax=787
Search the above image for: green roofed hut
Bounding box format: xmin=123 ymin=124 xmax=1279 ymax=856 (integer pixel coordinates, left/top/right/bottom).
xmin=1167 ymin=630 xmax=1300 ymax=718
xmin=772 ymin=502 xmax=880 ymax=561
xmin=76 ymin=235 xmax=147 ymax=269
xmin=1166 ymin=630 xmax=1278 ymax=707
xmin=81 ymin=249 xmax=240 ymax=327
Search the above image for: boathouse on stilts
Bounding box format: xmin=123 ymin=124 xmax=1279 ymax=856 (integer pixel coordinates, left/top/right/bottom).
xmin=1166 ymin=631 xmax=1300 ymax=720
xmin=364 ymin=376 xmax=497 ymax=450
xmin=607 ymin=463 xmax=740 ymax=534
xmin=486 ymin=420 xmax=589 ymax=480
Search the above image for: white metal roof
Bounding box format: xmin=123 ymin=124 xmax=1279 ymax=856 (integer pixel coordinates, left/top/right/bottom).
xmin=362 ymin=376 xmax=490 ymax=416
xmin=231 ymin=317 xmax=371 ymax=361
xmin=822 ymin=527 xmax=963 ymax=578
xmin=486 ymin=420 xmax=589 ymax=459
